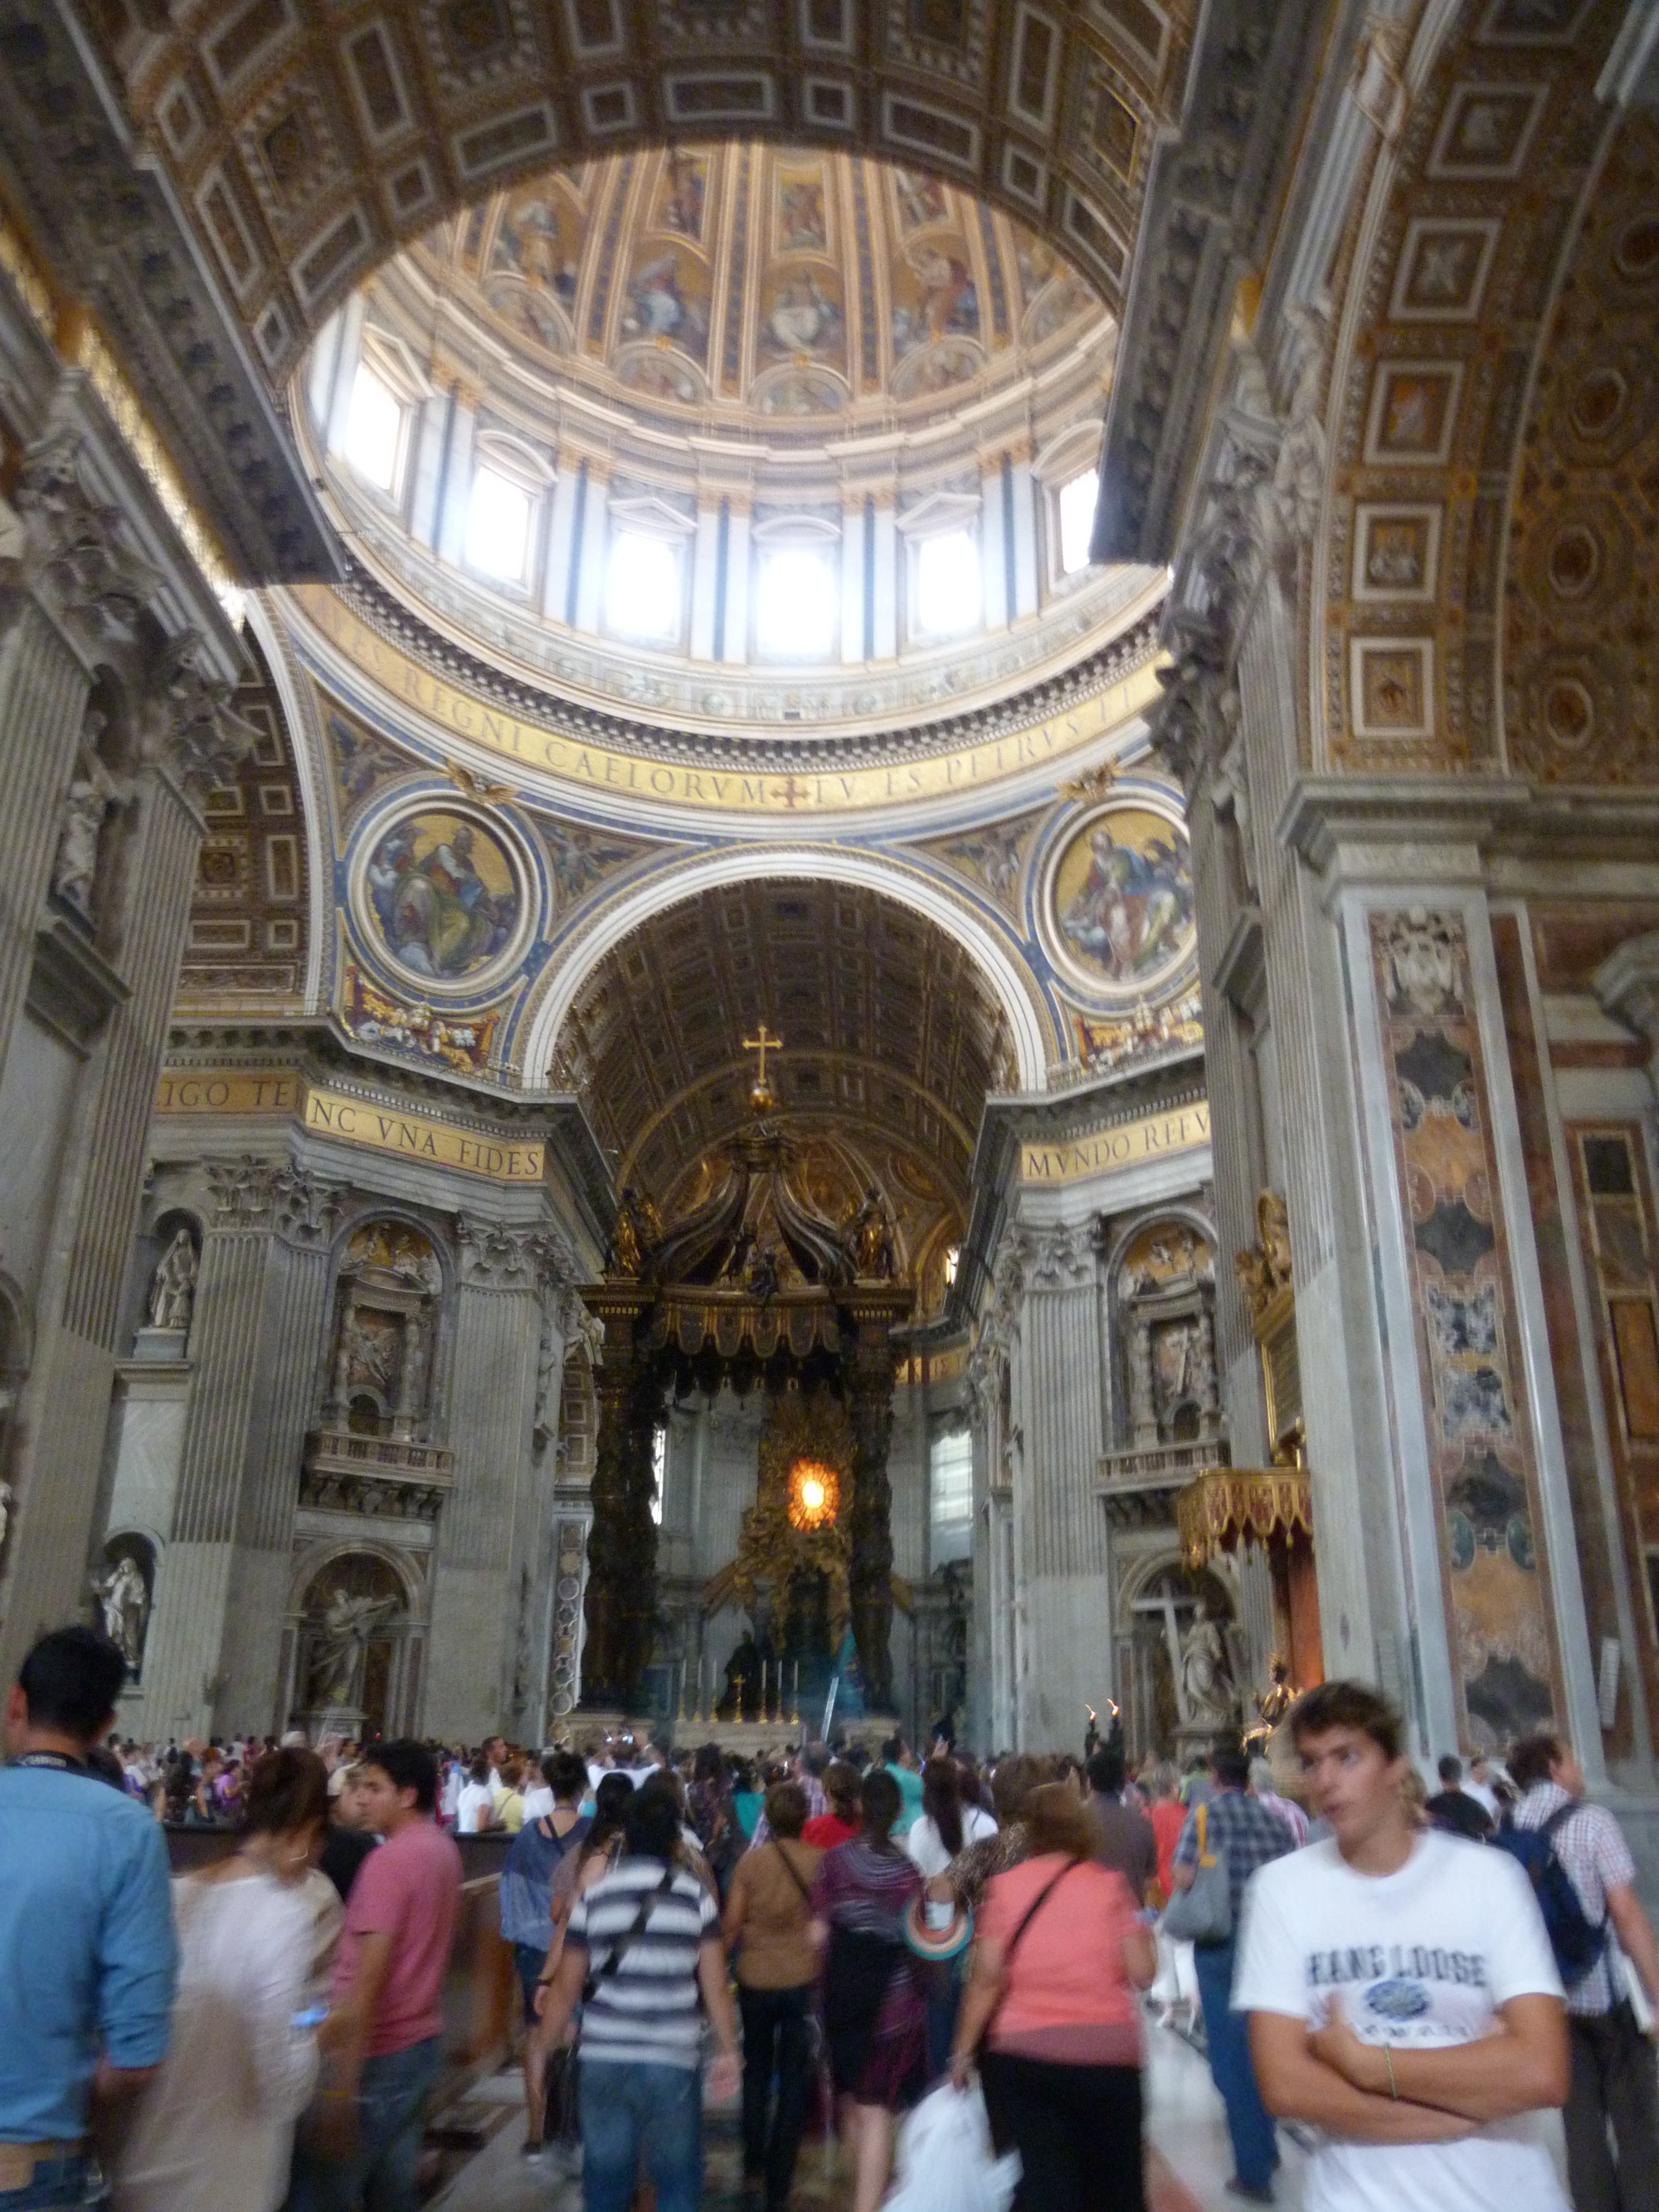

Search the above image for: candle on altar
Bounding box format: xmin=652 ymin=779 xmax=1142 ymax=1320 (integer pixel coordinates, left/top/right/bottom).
xmin=791 ymin=1659 xmax=800 ymax=1715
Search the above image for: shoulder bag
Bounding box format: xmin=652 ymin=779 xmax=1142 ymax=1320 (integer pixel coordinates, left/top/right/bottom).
xmin=582 ymin=1863 xmax=679 ymax=2001
xmin=973 ymin=1856 xmax=1083 ymax=2053
xmin=1160 ymin=1801 xmax=1231 ymax=1945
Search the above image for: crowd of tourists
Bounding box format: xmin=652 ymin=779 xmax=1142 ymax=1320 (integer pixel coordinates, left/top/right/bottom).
xmin=4 ymin=1625 xmax=1659 ymax=2212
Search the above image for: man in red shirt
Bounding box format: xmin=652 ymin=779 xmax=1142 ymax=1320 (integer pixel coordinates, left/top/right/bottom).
xmin=291 ymin=1739 xmax=462 ymax=2212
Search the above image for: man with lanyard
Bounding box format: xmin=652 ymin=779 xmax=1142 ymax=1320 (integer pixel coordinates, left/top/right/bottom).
xmin=1168 ymin=1737 xmax=1296 ymax=2202
xmin=0 ymin=1626 xmax=177 ymax=2208
xmin=1507 ymin=1730 xmax=1659 ymax=2212
xmin=1238 ymin=1680 xmax=1571 ymax=2212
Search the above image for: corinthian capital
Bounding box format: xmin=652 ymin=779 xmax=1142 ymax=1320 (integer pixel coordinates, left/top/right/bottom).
xmin=458 ymin=1213 xmax=573 ymax=1290
xmin=1017 ymin=1220 xmax=1097 ymax=1292
xmin=141 ymin=631 xmax=260 ymax=797
xmin=271 ymin=1167 xmax=345 ymax=1247
xmin=205 ymin=1155 xmax=281 ymax=1228
xmin=4 ymin=428 xmax=160 ymax=646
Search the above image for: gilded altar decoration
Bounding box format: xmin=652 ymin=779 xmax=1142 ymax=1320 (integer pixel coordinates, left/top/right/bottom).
xmin=786 ymin=1458 xmax=839 ymax=1532
xmin=1235 ymin=1190 xmax=1302 ymax=1464
xmin=1178 ymin=1465 xmax=1315 ymax=1567
xmin=1234 ymin=1190 xmax=1294 ymax=1328
xmin=728 ymin=1387 xmax=854 ymax=1647
xmin=341 ymin=962 xmax=500 ymax=1073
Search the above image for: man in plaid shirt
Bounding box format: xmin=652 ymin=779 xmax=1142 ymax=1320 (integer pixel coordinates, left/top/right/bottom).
xmin=1170 ymin=1742 xmax=1297 ymax=2201
xmin=1510 ymin=1732 xmax=1659 ymax=2212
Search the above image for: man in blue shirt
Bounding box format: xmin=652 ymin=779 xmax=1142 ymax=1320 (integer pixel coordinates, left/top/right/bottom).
xmin=0 ymin=1625 xmax=177 ymax=2206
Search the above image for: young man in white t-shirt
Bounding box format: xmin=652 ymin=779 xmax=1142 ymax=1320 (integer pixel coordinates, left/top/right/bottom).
xmin=1233 ymin=1678 xmax=1569 ymax=2212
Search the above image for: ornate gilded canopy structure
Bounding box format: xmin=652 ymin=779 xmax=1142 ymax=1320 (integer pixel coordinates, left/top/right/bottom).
xmin=580 ymin=1113 xmax=913 ymax=1713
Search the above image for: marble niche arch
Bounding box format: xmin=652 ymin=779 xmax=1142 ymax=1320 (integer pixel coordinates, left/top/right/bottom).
xmin=523 ymin=845 xmax=1057 ymax=1094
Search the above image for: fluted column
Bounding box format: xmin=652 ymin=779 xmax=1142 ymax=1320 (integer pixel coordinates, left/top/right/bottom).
xmin=216 ymin=1172 xmax=343 ymax=1732
xmin=422 ymin=1217 xmax=554 ymax=1739
xmin=1010 ymin=1221 xmax=1109 ymax=1749
xmin=849 ymin=1323 xmax=899 ymax=1713
xmin=0 ymin=621 xmax=255 ymax=1680
xmin=0 ymin=604 xmax=90 ymax=1063
xmin=138 ymin=1161 xmax=284 ymax=1737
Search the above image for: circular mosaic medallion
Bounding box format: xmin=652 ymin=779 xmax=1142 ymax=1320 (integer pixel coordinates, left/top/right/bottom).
xmin=349 ymin=798 xmax=537 ymax=1001
xmin=1039 ymin=797 xmax=1196 ymax=1003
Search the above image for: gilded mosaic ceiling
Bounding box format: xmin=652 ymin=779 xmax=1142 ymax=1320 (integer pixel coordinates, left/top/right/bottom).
xmin=552 ymin=878 xmax=1013 ymax=1213
xmin=176 ymin=631 xmax=313 ymax=1011
xmin=90 ymin=0 xmax=1195 ymax=387
xmin=1321 ymin=0 xmax=1636 ymax=773
xmin=409 ymin=142 xmax=1105 ymax=428
xmin=1503 ymin=105 xmax=1659 ymax=786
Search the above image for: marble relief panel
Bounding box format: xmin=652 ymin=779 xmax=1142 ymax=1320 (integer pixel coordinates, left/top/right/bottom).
xmin=1370 ymin=907 xmax=1562 ymax=1747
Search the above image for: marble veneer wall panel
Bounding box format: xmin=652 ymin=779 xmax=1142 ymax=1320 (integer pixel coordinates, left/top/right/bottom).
xmin=1566 ymin=1121 xmax=1659 ymax=1751
xmin=1490 ymin=914 xmax=1638 ymax=1761
xmin=1369 ymin=908 xmax=1563 ymax=1749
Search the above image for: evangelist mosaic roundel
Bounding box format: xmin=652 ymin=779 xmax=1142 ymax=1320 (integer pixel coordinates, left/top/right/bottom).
xmin=362 ymin=809 xmax=523 ymax=987
xmin=1043 ymin=801 xmax=1197 ymax=1001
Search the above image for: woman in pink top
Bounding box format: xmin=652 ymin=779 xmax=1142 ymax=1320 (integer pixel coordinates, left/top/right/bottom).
xmin=950 ymin=1784 xmax=1156 ymax=2212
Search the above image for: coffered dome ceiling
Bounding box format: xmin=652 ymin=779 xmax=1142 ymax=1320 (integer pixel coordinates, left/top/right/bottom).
xmin=417 ymin=142 xmax=1106 ymax=431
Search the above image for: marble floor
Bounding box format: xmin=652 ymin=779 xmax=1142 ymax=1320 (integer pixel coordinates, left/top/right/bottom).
xmin=424 ymin=2018 xmax=1311 ymax=2212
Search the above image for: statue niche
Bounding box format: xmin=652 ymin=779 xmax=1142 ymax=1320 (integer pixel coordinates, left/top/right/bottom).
xmin=1117 ymin=1220 xmax=1221 ymax=1449
xmin=324 ymin=1220 xmax=442 ymax=1440
xmin=294 ymin=1551 xmax=407 ymax=1737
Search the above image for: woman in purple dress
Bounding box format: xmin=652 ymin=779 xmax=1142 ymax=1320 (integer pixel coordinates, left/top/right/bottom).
xmin=810 ymin=1767 xmax=926 ymax=2212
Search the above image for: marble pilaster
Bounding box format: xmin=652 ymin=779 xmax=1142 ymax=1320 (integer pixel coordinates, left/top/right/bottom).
xmin=421 ymin=1216 xmax=553 ymax=1740
xmin=138 ymin=1159 xmax=285 ymax=1737
xmin=1008 ymin=1221 xmax=1111 ymax=1748
xmin=2 ymin=638 xmax=248 ymax=1675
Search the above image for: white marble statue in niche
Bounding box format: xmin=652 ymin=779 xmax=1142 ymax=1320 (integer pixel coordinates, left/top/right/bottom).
xmin=51 ymin=712 xmax=131 ymax=927
xmin=95 ymin=1548 xmax=150 ymax=1671
xmin=147 ymin=1228 xmax=198 ymax=1334
xmin=304 ymin=1583 xmax=399 ymax=1708
xmin=1178 ymin=1599 xmax=1238 ymax=1727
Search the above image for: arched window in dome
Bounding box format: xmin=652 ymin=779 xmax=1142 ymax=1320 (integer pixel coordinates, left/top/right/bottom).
xmin=344 ymin=361 xmax=406 ymax=496
xmin=915 ymin=529 xmax=980 ymax=639
xmin=606 ymin=529 xmax=683 ymax=645
xmin=465 ymin=463 xmax=536 ymax=585
xmin=756 ymin=545 xmax=837 ymax=661
xmin=1058 ymin=468 xmax=1099 ymax=577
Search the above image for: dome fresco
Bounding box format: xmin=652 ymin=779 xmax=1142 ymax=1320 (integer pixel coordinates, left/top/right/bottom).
xmin=418 ymin=143 xmax=1106 ymax=437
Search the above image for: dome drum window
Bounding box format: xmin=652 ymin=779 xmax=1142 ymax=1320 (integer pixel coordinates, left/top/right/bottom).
xmin=296 ymin=142 xmax=1160 ymax=725
xmin=463 ymin=432 xmax=552 ymax=591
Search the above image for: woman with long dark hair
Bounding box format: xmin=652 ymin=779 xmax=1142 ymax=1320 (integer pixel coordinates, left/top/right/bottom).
xmin=905 ymin=1760 xmax=995 ymax=2074
xmin=810 ymin=1767 xmax=925 ymax=2212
